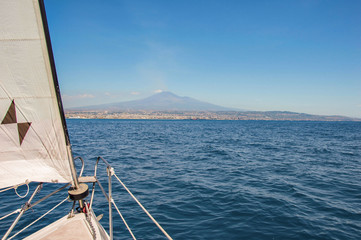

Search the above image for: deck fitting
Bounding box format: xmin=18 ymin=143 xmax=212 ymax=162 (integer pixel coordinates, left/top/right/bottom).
xmin=68 ymin=183 xmax=89 ymax=201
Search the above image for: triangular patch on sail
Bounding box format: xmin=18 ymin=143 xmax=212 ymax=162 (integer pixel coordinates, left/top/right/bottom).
xmin=2 ymin=100 xmax=17 ymax=124
xmin=18 ymin=122 xmax=31 ymax=145
xmin=1 ymin=100 xmax=32 ymax=145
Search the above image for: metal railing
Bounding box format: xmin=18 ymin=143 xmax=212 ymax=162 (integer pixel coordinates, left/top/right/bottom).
xmin=89 ymin=156 xmax=172 ymax=240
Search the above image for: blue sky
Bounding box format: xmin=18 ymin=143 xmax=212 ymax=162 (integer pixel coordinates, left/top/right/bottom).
xmin=45 ymin=0 xmax=361 ymax=117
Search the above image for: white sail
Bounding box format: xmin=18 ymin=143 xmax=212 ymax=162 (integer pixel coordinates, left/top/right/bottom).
xmin=0 ymin=0 xmax=72 ymax=188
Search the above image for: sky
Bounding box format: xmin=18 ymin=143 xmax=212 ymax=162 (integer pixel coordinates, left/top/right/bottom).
xmin=45 ymin=0 xmax=361 ymax=118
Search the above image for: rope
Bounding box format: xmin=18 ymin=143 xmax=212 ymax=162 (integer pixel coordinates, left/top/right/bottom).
xmin=14 ymin=182 xmax=30 ymax=198
xmin=0 ymin=181 xmax=29 ymax=194
xmin=0 ymin=186 xmax=16 ymax=193
xmin=0 ymin=209 xmax=20 ymax=221
xmin=1 ymin=183 xmax=68 ymax=222
xmin=8 ymin=197 xmax=69 ymax=240
xmin=111 ymin=199 xmax=136 ymax=240
xmin=113 ymin=173 xmax=173 ymax=240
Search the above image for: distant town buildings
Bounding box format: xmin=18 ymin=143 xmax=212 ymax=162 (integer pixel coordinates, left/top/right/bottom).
xmin=65 ymin=110 xmax=359 ymax=121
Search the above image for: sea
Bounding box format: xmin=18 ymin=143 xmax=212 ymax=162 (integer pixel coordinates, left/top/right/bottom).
xmin=1 ymin=119 xmax=361 ymax=239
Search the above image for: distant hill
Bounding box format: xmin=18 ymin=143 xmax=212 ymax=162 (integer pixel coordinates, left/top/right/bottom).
xmin=66 ymin=92 xmax=361 ymax=121
xmin=70 ymin=91 xmax=235 ymax=111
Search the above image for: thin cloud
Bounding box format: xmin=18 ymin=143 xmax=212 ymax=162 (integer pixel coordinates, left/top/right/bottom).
xmin=63 ymin=94 xmax=95 ymax=100
xmin=131 ymin=91 xmax=141 ymax=95
xmin=154 ymin=89 xmax=163 ymax=93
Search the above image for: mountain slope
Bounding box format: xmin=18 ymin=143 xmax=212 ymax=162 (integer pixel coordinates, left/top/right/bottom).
xmin=73 ymin=92 xmax=234 ymax=111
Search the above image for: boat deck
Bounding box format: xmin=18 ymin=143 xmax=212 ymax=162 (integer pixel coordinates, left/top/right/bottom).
xmin=24 ymin=211 xmax=109 ymax=240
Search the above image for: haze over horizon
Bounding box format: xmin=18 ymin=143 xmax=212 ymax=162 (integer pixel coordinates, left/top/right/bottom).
xmin=45 ymin=0 xmax=361 ymax=118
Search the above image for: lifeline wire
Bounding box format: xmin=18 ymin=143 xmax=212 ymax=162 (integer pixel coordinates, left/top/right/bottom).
xmin=0 ymin=209 xmax=20 ymax=221
xmin=8 ymin=197 xmax=69 ymax=240
xmin=0 ymin=181 xmax=29 ymax=194
xmin=1 ymin=183 xmax=69 ymax=222
xmin=113 ymin=173 xmax=173 ymax=240
xmin=111 ymin=198 xmax=137 ymax=240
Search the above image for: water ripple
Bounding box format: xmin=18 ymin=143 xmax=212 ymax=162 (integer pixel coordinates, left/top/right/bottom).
xmin=1 ymin=120 xmax=361 ymax=239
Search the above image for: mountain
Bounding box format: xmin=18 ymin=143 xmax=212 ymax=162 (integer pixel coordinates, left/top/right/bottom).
xmin=71 ymin=91 xmax=235 ymax=111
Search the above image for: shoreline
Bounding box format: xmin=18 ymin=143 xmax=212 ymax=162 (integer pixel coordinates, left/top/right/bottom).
xmin=65 ymin=111 xmax=361 ymax=122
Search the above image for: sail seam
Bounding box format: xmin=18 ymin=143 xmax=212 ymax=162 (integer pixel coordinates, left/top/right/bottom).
xmin=0 ymin=97 xmax=54 ymax=99
xmin=0 ymin=39 xmax=39 ymax=41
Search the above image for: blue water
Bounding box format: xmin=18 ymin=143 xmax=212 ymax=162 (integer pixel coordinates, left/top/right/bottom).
xmin=1 ymin=120 xmax=361 ymax=239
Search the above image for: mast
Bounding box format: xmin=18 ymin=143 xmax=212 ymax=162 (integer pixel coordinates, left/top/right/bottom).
xmin=37 ymin=0 xmax=80 ymax=189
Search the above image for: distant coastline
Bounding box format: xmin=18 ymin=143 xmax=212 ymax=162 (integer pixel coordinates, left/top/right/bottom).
xmin=65 ymin=92 xmax=361 ymax=121
xmin=65 ymin=110 xmax=360 ymax=122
